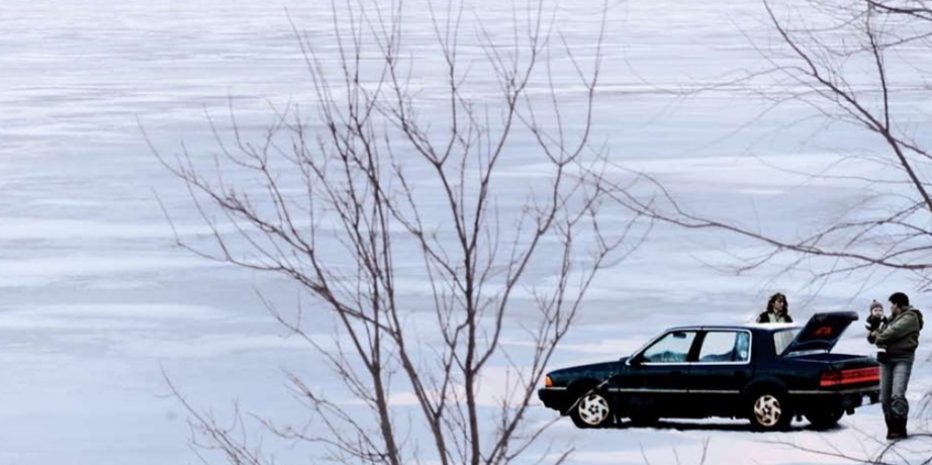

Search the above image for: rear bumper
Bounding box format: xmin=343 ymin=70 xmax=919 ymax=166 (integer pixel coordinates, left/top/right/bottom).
xmin=789 ymin=386 xmax=880 ymax=412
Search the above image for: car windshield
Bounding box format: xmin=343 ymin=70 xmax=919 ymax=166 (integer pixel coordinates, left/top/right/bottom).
xmin=641 ymin=331 xmax=697 ymax=363
xmin=773 ymin=328 xmax=800 ymax=355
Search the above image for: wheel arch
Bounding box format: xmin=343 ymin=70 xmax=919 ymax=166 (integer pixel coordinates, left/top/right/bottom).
xmin=741 ymin=376 xmax=789 ymax=398
xmin=563 ymin=378 xmax=602 ymax=414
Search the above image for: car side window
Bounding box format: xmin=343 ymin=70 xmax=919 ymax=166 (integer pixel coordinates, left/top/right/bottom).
xmin=698 ymin=331 xmax=750 ymax=363
xmin=641 ymin=331 xmax=696 ymax=363
xmin=773 ymin=328 xmax=798 ymax=355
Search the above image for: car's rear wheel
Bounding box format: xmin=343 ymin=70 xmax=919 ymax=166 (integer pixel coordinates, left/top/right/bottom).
xmin=806 ymin=408 xmax=843 ymax=430
xmin=571 ymin=392 xmax=613 ymax=428
xmin=748 ymin=391 xmax=792 ymax=431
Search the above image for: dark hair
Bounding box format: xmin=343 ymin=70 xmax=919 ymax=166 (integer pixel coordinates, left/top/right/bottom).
xmin=767 ymin=293 xmax=788 ymax=314
xmin=889 ymin=292 xmax=910 ymax=308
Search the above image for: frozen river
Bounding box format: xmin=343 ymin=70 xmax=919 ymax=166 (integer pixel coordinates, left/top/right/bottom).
xmin=1 ymin=1 xmax=929 ymax=464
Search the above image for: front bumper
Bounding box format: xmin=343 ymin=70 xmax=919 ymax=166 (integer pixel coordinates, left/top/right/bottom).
xmin=538 ymin=387 xmax=571 ymax=413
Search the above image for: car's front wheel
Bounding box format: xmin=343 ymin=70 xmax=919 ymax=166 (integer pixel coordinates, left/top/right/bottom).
xmin=571 ymin=392 xmax=613 ymax=428
xmin=748 ymin=391 xmax=792 ymax=431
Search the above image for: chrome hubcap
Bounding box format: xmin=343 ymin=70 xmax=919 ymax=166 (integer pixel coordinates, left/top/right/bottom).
xmin=577 ymin=393 xmax=610 ymax=426
xmin=753 ymin=394 xmax=782 ymax=427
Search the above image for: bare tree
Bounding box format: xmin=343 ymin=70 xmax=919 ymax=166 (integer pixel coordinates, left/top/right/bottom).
xmin=154 ymin=1 xmax=642 ymax=464
xmin=604 ymin=0 xmax=932 ymax=461
xmin=605 ymin=0 xmax=932 ymax=288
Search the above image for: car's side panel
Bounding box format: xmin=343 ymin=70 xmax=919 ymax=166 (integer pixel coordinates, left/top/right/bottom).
xmin=742 ymin=330 xmax=792 ymax=394
xmin=611 ymin=362 xmax=691 ymax=417
xmin=685 ymin=330 xmax=754 ymax=417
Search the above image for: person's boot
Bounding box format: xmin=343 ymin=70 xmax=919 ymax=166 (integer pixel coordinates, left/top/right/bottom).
xmin=884 ymin=415 xmax=896 ymax=440
xmin=888 ymin=417 xmax=908 ymax=441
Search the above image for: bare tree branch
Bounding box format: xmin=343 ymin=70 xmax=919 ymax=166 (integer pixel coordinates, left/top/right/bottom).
xmin=155 ymin=1 xmax=634 ymax=465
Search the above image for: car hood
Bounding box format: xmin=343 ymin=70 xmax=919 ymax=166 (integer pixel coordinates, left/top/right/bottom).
xmin=781 ymin=311 xmax=858 ymax=355
xmin=548 ymin=358 xmax=626 ymax=386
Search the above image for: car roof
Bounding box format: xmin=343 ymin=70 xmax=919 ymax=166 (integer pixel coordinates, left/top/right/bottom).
xmin=666 ymin=323 xmax=801 ymax=332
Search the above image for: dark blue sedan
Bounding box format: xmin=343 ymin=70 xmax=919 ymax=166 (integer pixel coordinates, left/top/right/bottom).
xmin=538 ymin=312 xmax=879 ymax=430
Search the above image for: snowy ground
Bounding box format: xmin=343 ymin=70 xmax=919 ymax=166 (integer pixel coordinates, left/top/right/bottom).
xmin=1 ymin=0 xmax=930 ymax=464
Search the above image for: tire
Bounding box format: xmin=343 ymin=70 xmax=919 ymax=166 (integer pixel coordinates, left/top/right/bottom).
xmin=806 ymin=409 xmax=843 ymax=430
xmin=748 ymin=390 xmax=792 ymax=431
xmin=570 ymin=392 xmax=613 ymax=428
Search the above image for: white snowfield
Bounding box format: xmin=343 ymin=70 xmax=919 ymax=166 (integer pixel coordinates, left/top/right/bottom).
xmin=0 ymin=0 xmax=929 ymax=464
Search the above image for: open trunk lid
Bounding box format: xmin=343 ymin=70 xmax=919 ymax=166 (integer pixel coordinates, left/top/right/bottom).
xmin=781 ymin=311 xmax=858 ymax=356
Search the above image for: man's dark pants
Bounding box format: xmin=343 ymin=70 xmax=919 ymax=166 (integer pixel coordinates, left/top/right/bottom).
xmin=879 ymin=354 xmax=913 ymax=437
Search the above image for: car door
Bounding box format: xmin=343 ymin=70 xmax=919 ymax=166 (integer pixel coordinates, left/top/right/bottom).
xmin=615 ymin=330 xmax=698 ymax=416
xmin=686 ymin=330 xmax=753 ymax=417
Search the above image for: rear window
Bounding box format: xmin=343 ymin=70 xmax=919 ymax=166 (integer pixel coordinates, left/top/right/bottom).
xmin=773 ymin=328 xmax=800 ymax=355
xmin=698 ymin=331 xmax=750 ymax=363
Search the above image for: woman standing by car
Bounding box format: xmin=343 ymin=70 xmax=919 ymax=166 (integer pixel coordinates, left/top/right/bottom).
xmin=757 ymin=292 xmax=793 ymax=323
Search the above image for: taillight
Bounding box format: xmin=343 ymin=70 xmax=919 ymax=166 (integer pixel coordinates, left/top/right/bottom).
xmin=820 ymin=367 xmax=879 ymax=387
xmin=544 ymin=375 xmax=553 ymax=388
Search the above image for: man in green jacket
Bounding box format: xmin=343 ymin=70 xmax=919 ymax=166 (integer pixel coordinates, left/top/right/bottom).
xmin=868 ymin=292 xmax=924 ymax=440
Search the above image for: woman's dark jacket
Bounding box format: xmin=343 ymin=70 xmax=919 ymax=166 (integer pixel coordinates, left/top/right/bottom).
xmin=756 ymin=311 xmax=793 ymax=323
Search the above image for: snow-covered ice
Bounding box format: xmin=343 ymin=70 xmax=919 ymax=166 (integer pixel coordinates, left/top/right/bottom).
xmin=1 ymin=0 xmax=930 ymax=464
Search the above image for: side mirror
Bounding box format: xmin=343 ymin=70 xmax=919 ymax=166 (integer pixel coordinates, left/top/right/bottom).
xmin=629 ymin=354 xmax=643 ymax=366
